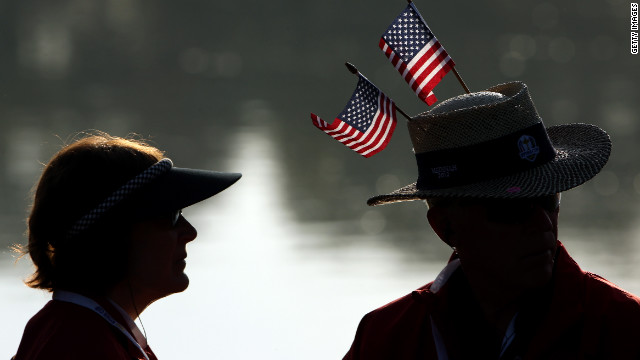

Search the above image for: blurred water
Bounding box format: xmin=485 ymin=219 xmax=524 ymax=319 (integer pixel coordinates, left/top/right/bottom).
xmin=3 ymin=125 xmax=640 ymax=359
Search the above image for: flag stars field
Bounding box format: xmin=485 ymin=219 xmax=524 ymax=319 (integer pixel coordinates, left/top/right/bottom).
xmin=311 ymin=73 xmax=398 ymax=158
xmin=340 ymin=80 xmax=379 ymax=133
xmin=379 ymin=2 xmax=456 ymax=105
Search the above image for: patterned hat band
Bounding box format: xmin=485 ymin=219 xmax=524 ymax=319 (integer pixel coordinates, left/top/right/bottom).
xmin=415 ymin=122 xmax=557 ymax=190
xmin=65 ymin=158 xmax=173 ymax=239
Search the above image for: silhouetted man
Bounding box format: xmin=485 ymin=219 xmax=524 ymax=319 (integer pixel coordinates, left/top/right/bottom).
xmin=344 ymin=82 xmax=640 ymax=359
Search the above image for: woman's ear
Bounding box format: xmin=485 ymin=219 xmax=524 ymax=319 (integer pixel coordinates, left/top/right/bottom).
xmin=427 ymin=206 xmax=454 ymax=247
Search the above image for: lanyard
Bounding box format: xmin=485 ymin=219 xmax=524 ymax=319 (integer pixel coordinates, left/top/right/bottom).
xmin=53 ymin=291 xmax=150 ymax=360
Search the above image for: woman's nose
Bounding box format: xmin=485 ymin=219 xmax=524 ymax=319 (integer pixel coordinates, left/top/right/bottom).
xmin=178 ymin=216 xmax=198 ymax=243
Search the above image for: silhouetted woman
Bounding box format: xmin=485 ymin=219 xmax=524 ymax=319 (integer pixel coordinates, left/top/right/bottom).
xmin=13 ymin=133 xmax=241 ymax=359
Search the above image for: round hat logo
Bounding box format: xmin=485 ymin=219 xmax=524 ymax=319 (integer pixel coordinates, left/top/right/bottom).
xmin=518 ymin=135 xmax=540 ymax=162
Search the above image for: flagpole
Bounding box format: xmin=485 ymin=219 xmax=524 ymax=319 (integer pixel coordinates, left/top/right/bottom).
xmin=452 ymin=67 xmax=470 ymax=94
xmin=344 ymin=62 xmax=412 ymax=121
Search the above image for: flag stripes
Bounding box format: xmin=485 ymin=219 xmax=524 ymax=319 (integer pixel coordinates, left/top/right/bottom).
xmin=379 ymin=3 xmax=455 ymax=106
xmin=311 ymin=83 xmax=397 ymax=158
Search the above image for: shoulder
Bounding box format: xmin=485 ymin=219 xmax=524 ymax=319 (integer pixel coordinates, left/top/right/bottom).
xmin=575 ymin=272 xmax=640 ymax=356
xmin=15 ymin=301 xmax=130 ymax=359
xmin=361 ymin=282 xmax=433 ymax=325
xmin=27 ymin=300 xmax=116 ymax=335
xmin=351 ymin=282 xmax=434 ymax=345
xmin=583 ymin=272 xmax=640 ymax=315
xmin=556 ymin=242 xmax=640 ymax=316
xmin=344 ymin=283 xmax=435 ymax=360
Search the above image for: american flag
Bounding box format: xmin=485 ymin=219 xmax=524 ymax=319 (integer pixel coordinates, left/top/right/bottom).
xmin=379 ymin=2 xmax=455 ymax=106
xmin=311 ymin=73 xmax=397 ymax=158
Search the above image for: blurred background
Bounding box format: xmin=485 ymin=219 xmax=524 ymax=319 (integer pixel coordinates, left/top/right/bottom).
xmin=1 ymin=0 xmax=639 ymax=358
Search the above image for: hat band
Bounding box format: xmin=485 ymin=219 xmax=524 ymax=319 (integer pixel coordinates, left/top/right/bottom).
xmin=65 ymin=158 xmax=173 ymax=239
xmin=415 ymin=123 xmax=556 ymax=190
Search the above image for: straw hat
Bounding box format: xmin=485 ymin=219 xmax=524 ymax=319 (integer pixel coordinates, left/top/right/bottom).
xmin=368 ymin=81 xmax=611 ymax=206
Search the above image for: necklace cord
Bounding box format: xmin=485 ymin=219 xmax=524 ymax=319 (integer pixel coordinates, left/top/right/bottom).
xmin=128 ymin=280 xmax=148 ymax=341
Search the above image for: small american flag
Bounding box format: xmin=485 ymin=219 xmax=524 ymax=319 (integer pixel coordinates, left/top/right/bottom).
xmin=311 ymin=73 xmax=397 ymax=158
xmin=379 ymin=2 xmax=455 ymax=106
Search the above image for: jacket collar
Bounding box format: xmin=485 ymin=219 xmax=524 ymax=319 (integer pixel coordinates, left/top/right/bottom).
xmin=525 ymin=241 xmax=587 ymax=357
xmin=410 ymin=241 xmax=589 ymax=357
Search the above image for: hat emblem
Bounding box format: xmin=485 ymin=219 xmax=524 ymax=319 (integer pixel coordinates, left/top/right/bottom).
xmin=518 ymin=135 xmax=540 ymax=162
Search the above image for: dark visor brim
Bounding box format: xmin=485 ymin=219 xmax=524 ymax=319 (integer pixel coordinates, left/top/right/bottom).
xmin=125 ymin=167 xmax=241 ymax=219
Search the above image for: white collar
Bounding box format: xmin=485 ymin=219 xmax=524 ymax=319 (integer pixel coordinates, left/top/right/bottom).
xmin=430 ymin=258 xmax=461 ymax=294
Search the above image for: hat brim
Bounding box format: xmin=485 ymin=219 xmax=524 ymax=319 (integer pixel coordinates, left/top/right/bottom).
xmin=125 ymin=167 xmax=242 ymax=218
xmin=367 ymin=123 xmax=611 ymax=206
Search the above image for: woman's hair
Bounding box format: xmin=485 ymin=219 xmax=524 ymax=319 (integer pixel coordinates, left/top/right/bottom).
xmin=24 ymin=132 xmax=164 ymax=294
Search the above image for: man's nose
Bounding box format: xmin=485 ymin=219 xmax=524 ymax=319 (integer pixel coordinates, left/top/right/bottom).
xmin=526 ymin=204 xmax=554 ymax=232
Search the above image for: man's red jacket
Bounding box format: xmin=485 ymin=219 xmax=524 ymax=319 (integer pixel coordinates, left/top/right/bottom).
xmin=343 ymin=242 xmax=640 ymax=359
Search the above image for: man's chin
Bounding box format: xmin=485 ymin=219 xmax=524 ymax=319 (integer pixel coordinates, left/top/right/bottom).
xmin=517 ymin=261 xmax=555 ymax=291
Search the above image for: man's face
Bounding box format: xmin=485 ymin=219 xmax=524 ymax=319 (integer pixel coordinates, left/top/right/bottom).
xmin=434 ymin=195 xmax=560 ymax=295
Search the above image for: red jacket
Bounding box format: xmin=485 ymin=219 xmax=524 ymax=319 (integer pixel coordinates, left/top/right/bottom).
xmin=13 ymin=296 xmax=157 ymax=360
xmin=344 ymin=242 xmax=640 ymax=359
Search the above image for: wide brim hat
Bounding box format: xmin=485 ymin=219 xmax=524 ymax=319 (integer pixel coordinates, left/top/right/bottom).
xmin=368 ymin=81 xmax=611 ymax=206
